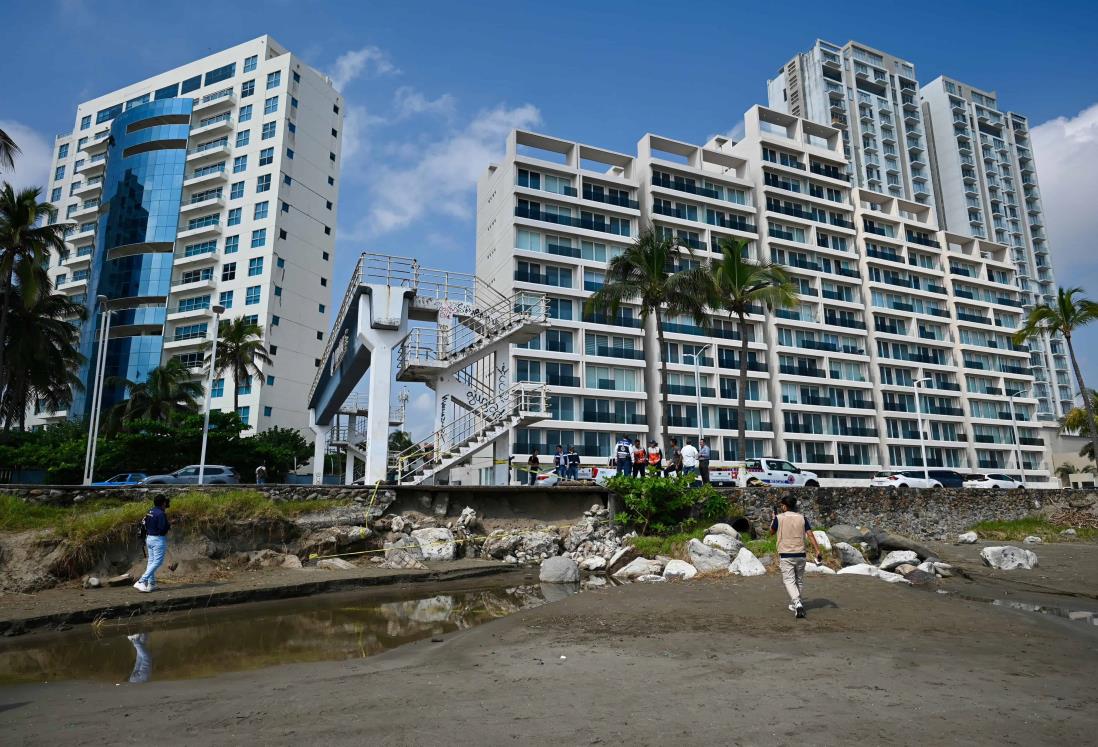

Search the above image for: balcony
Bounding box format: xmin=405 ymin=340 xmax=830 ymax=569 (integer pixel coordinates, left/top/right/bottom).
xmin=582 ymin=312 xmax=642 ymax=329
xmin=545 ymin=374 xmax=581 ymax=387
xmin=706 ymin=214 xmax=757 ymax=233
xmin=70 ymin=202 xmax=100 ymax=221
xmin=866 ymin=248 xmax=904 ymax=264
xmin=180 ymin=195 xmax=224 ymax=214
xmin=823 ymin=315 xmax=867 ymax=330
xmin=663 ymin=384 xmax=717 ymax=398
xmin=662 ymin=321 xmax=741 ymax=340
xmin=72 ymin=179 xmax=103 ymax=199
xmin=581 ymin=411 xmax=646 ymax=426
xmin=810 ymin=163 xmax=849 ymax=182
xmin=717 ymin=355 xmax=767 ymax=372
xmin=590 ymin=345 xmax=645 ymax=361
xmin=186 ymin=140 xmax=230 ymax=163
xmin=582 ymin=188 xmax=638 ymax=210
xmin=183 ymin=169 xmax=227 ymax=188
xmin=189 ymin=113 xmax=233 ymax=138
xmin=515 ymin=205 xmax=629 ymax=237
xmin=957 ymin=312 xmax=992 ymax=325
xmin=779 ymin=364 xmax=825 ymax=378
xmin=177 ymin=220 xmax=221 ymax=240
xmin=906 ymin=233 xmax=941 ymax=248
xmin=514 ymin=270 xmax=571 ymax=288
xmin=192 ymin=87 xmax=235 ymax=114
xmin=166 ymin=305 xmax=214 ymax=322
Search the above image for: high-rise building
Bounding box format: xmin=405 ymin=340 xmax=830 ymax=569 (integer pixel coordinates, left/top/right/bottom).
xmin=35 ymin=36 xmax=342 ymax=434
xmin=472 ymin=105 xmax=1049 ymax=485
xmin=766 ymin=40 xmax=934 ymax=207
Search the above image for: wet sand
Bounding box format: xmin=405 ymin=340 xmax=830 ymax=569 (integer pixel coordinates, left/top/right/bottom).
xmin=3 ymin=543 xmax=1097 ymax=745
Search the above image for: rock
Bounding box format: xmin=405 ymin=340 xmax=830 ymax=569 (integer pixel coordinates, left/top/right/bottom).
xmin=606 ymin=546 xmax=640 ymax=575
xmin=457 ymin=507 xmax=478 ymax=529
xmin=382 ymin=536 xmax=428 ymax=570
xmin=612 ymin=557 xmax=664 ymax=581
xmin=827 ymin=524 xmax=863 ymax=543
xmin=564 ymin=516 xmax=600 ymax=551
xmin=687 ymin=539 xmax=731 ymax=573
xmin=703 ymin=533 xmax=743 ymax=554
xmin=411 ymin=527 xmax=457 ymax=561
xmin=280 ymin=554 xmax=303 ymax=569
xmin=391 ymin=516 xmax=406 ymax=533
xmin=317 ymin=557 xmax=355 ymax=570
xmin=879 ymin=550 xmax=919 ymax=571
xmin=958 ymin=531 xmax=978 ymax=544
xmin=812 ymin=530 xmax=832 ymax=552
xmin=728 ymin=547 xmax=767 ymax=577
xmin=106 ymin=573 xmax=133 ymax=587
xmin=903 ymin=569 xmax=936 ymax=585
xmin=834 ymin=542 xmax=867 ymax=567
xmin=980 ymin=546 xmax=1038 ymax=570
xmin=876 ymin=569 xmax=911 ymax=584
xmin=540 ymin=581 xmax=581 ymax=603
xmin=1061 ymin=528 xmax=1077 ymax=536
xmin=805 ymin=562 xmax=835 ymax=575
xmin=758 ymin=554 xmax=774 ymax=568
xmin=292 ymin=505 xmax=372 ymax=531
xmin=578 ymin=556 xmax=607 ymax=572
xmin=873 ymin=531 xmax=936 ymax=561
xmin=1068 ymin=611 xmax=1094 ymax=622
xmin=706 ymin=523 xmax=739 ymax=539
xmin=482 ymin=529 xmax=561 ymax=561
xmin=1023 ymin=535 xmax=1042 ymax=544
xmin=662 ymin=559 xmax=698 ymax=580
xmin=635 ymin=574 xmax=667 ymax=583
xmin=931 ymin=562 xmax=954 ymax=578
xmin=585 ymin=576 xmax=607 ymax=588
xmin=539 ymin=556 xmax=580 ymax=584
xmin=836 ymin=563 xmax=879 ymax=577
xmin=82 ymin=576 xmax=101 ymax=589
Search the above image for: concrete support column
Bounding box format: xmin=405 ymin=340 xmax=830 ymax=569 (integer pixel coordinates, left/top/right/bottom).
xmin=344 ymin=414 xmax=358 ymax=484
xmin=309 ymin=415 xmax=330 ymax=486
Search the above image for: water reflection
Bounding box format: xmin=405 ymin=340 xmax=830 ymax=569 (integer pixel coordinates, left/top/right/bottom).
xmin=0 ymin=583 xmax=554 ymax=685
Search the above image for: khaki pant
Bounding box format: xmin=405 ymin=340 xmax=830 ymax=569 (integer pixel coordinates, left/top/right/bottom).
xmin=779 ymin=557 xmax=806 ymax=605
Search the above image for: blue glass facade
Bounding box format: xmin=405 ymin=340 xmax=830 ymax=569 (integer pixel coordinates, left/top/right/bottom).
xmin=72 ymin=98 xmax=193 ymax=418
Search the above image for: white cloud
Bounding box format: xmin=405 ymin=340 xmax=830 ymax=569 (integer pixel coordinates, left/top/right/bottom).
xmin=0 ymin=120 xmax=53 ymax=193
xmin=366 ymin=103 xmax=542 ymax=235
xmin=711 ymin=121 xmax=745 ymax=143
xmin=329 ymin=46 xmax=397 ymax=92
xmin=393 ymin=86 xmax=456 ymax=119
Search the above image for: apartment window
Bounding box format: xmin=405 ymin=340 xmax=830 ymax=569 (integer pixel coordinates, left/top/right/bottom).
xmin=227 ymin=208 xmax=242 ymax=226
xmin=245 ymin=286 xmax=261 ymax=305
xmin=279 ymin=229 xmax=287 ymax=240
xmin=254 ymin=201 xmax=268 ymax=219
xmin=238 ymin=104 xmax=252 ymax=122
xmin=286 ymin=148 xmax=294 ymax=160
xmin=287 ymin=121 xmax=296 ymax=134
xmin=251 ymin=229 xmax=266 ymax=248
xmin=263 ymin=96 xmax=278 ymax=115
xmin=275 ymin=286 xmax=282 ymax=297
xmin=235 ymin=130 xmax=250 ymax=147
xmin=275 ymin=257 xmax=285 ymax=268
xmin=221 ymin=262 xmax=236 ymax=281
xmin=261 ymin=121 xmax=276 ymax=140
xmin=237 ymin=375 xmax=253 ymax=395
xmin=77 ymin=137 xmax=87 ymax=149
xmin=333 ymin=104 xmax=340 ymax=114
xmin=322 ymin=251 xmax=329 ymax=261
xmin=177 ymin=294 xmax=210 ymax=312
xmin=241 ymin=79 xmax=255 ymax=98
xmin=218 ymin=289 xmax=233 ymax=308
xmin=57 ymin=143 xmax=69 ymax=159
xmin=291 ymin=96 xmax=298 ymax=108
xmin=248 ymin=257 xmax=264 ymax=276
xmin=263 ymin=406 xmax=273 ymax=417
xmin=211 ymin=378 xmax=224 ymax=398
xmin=50 ymin=187 xmax=62 ymax=202
xmin=237 ymin=406 xmax=250 ymax=425
xmin=180 ymin=75 xmax=201 ymax=94
xmin=331 ymin=128 xmax=338 ymax=138
xmin=243 ymin=314 xmax=259 ymax=325
xmin=266 ymin=70 xmax=281 ymax=89
xmin=256 ymin=174 xmax=271 ymax=193
xmin=205 ymin=63 xmax=235 ymax=86
xmin=319 ymin=303 xmax=326 ymax=313
xmin=224 ymin=235 xmax=239 ymax=253
xmin=259 ymin=147 xmax=273 ymax=166
xmin=292 ymin=71 xmax=300 ymax=83
xmin=283 ymin=175 xmax=292 ymax=186
xmin=327 ymin=176 xmax=334 ymax=186
xmin=54 ymin=166 xmax=65 ymax=181
xmin=232 ymin=155 xmax=247 ymax=173
xmin=266 ymin=374 xmax=275 ymax=386
xmin=80 ymin=115 xmax=91 ymax=130
xmin=230 ymin=181 xmax=244 ymax=200
xmin=320 ymin=277 xmax=328 ymax=287
xmin=315 ymin=329 xmax=322 ymax=340
xmin=329 ymin=151 xmax=336 ymax=162
xmin=243 ymin=54 xmax=257 ymax=72
xmin=325 ymin=200 xmax=332 ymax=210
xmin=271 ymin=315 xmax=280 ymax=325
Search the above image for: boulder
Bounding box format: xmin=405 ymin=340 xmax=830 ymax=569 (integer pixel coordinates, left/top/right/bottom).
xmin=812 ymin=530 xmax=832 ymax=552
xmin=958 ymin=531 xmax=978 ymax=544
xmin=873 ymin=531 xmax=935 ymax=561
xmin=894 ymin=563 xmax=918 ymax=575
xmin=836 ymin=563 xmax=879 ymax=577
xmin=391 ymin=516 xmax=407 ymax=533
xmin=662 ymin=559 xmax=698 ymax=581
xmin=879 ymin=550 xmax=919 ymax=571
xmin=687 ymin=539 xmax=731 ymax=573
xmin=317 ymin=557 xmax=355 ymax=570
xmin=482 ymin=529 xmax=561 ymax=561
xmin=457 ymin=507 xmax=478 ymax=529
xmin=728 ymin=547 xmax=767 ymax=577
xmin=1061 ymin=528 xmax=1077 ymax=536
xmin=903 ymin=569 xmax=936 ymax=586
xmin=931 ymin=562 xmax=954 ymax=578
xmin=876 ymin=569 xmax=911 ymax=584
xmin=607 ymin=546 xmax=640 ymax=575
xmin=564 ymin=516 xmax=601 ymax=551
xmin=703 ymin=533 xmax=743 ymax=554
xmin=834 ymin=542 xmax=867 ymax=567
xmin=827 ymin=524 xmax=863 ymax=543
xmin=980 ymin=546 xmax=1038 ymax=571
xmin=805 ymin=562 xmax=835 ymax=575
xmin=280 ymin=554 xmax=303 ymax=569
xmin=411 ymin=527 xmax=457 ymax=561
xmin=1022 ymin=535 xmax=1042 ymax=544
xmin=706 ymin=523 xmax=739 ymax=539
xmin=635 ymin=574 xmax=667 ymax=583
xmin=613 ymin=557 xmax=664 ymax=581
xmin=578 ymin=556 xmax=607 ymax=572
xmin=539 ymin=556 xmax=580 ymax=584
xmin=382 ymin=536 xmax=428 ymax=570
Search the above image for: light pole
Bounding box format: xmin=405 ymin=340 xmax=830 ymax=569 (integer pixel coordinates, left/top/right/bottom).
xmin=913 ymin=377 xmax=932 ymax=481
xmin=198 ymin=304 xmax=226 ymax=485
xmin=1007 ymin=386 xmax=1029 ymax=484
xmin=83 ymin=296 xmax=112 ymax=485
xmin=684 ymin=344 xmax=710 ymax=447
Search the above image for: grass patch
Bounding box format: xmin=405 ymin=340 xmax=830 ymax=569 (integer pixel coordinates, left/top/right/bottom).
xmin=628 ymin=527 xmax=709 ymax=559
xmin=744 ymin=535 xmax=777 ymax=558
xmin=0 ymin=494 xmax=70 ymax=531
xmin=968 ymin=516 xmax=1097 ymax=543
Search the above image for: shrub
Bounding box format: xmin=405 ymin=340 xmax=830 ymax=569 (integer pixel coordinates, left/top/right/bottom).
xmin=608 ymin=475 xmax=740 ymax=535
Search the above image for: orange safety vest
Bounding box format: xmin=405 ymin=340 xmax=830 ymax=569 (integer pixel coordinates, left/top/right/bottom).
xmin=647 ymin=447 xmax=662 ymax=465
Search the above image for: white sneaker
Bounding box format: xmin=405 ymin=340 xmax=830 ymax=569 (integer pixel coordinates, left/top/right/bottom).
xmin=788 ymin=603 xmax=797 ymax=613
xmin=133 ymin=581 xmax=151 ymax=593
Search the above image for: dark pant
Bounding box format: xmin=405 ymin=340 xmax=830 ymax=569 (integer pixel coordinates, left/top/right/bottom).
xmin=617 ymin=458 xmax=631 ymax=477
xmin=633 ymin=462 xmax=646 ymax=478
xmin=528 ymin=470 xmax=538 ymax=485
xmin=664 ymin=464 xmax=681 ymax=477
xmin=699 ymin=460 xmax=710 ymax=484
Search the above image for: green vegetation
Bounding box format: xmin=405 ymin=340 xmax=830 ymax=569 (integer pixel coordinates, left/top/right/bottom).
xmin=607 ymin=474 xmax=739 ymax=535
xmin=0 ymin=493 xmax=68 ymax=531
xmin=628 ymin=527 xmax=709 ymax=558
xmin=744 ymin=534 xmax=777 ymax=558
xmin=968 ymin=515 xmax=1097 ymax=542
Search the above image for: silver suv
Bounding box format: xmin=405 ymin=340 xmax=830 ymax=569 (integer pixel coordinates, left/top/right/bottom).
xmin=141 ymin=465 xmax=240 ymax=485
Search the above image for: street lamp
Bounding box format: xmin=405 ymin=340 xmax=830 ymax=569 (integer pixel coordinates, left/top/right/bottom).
xmin=913 ymin=377 xmax=932 ymax=481
xmin=1007 ymin=387 xmax=1030 ymax=484
xmin=198 ymin=304 xmax=226 ymax=485
xmin=83 ymin=295 xmax=111 ymax=485
xmin=684 ymin=344 xmax=710 ymax=447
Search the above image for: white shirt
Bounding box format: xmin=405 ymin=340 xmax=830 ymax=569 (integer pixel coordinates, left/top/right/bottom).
xmin=680 ymin=444 xmax=699 ymax=467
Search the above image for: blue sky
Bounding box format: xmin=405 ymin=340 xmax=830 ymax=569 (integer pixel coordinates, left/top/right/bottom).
xmin=3 ymin=0 xmax=1097 ymax=434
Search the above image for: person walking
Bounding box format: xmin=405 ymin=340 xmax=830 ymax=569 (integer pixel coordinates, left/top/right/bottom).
xmin=255 ymin=463 xmax=267 ymax=485
xmin=770 ymin=495 xmax=823 ymax=619
xmin=567 ymin=446 xmax=580 ymax=480
xmin=134 ymin=495 xmax=171 ymax=593
xmin=680 ymin=439 xmax=700 ymax=477
xmin=553 ymin=445 xmax=566 ymax=477
xmin=647 ymin=440 xmax=663 ymax=475
xmin=527 ymin=449 xmax=540 ymax=485
xmin=698 ymin=438 xmax=711 ymax=485
xmin=632 ymin=439 xmax=648 ymax=478
xmin=663 ymin=438 xmax=683 ymax=477
xmin=613 ymin=435 xmax=633 ymax=477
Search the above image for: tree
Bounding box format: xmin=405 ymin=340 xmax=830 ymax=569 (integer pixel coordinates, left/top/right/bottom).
xmin=584 ymin=228 xmax=712 ymax=449
xmin=388 ymin=430 xmax=414 ymax=452
xmin=0 ymin=129 xmax=19 ymax=172
xmin=106 ymin=359 xmax=204 ymax=431
xmin=210 ymin=317 xmax=272 ymax=413
xmin=1014 ymin=287 xmax=1098 ymax=470
xmin=1061 ymin=389 xmax=1097 ymax=437
xmin=708 ymin=238 xmax=797 ymax=461
xmin=0 ymin=184 xmax=66 ymax=395
xmin=0 ymin=273 xmax=86 ymax=430
xmin=1054 ymin=462 xmax=1075 ymax=488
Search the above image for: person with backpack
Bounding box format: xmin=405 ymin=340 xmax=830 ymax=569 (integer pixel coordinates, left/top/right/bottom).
xmin=613 ymin=435 xmax=633 ymax=477
xmin=134 ymin=495 xmax=171 ymax=593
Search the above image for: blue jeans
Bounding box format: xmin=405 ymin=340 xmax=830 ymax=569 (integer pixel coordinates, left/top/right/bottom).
xmin=617 ymin=458 xmax=632 ymax=477
xmin=682 ymin=465 xmax=697 ymax=476
xmin=140 ymin=535 xmax=167 ymax=587
xmin=568 ymin=465 xmax=578 ymax=480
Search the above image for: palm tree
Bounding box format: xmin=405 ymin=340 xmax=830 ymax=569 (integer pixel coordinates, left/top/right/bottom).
xmin=0 ymin=275 xmax=86 ymax=429
xmin=106 ymin=359 xmax=204 ymax=431
xmin=210 ymin=317 xmax=272 ymax=412
xmin=388 ymin=430 xmax=414 ymax=452
xmin=1014 ymin=287 xmax=1098 ymax=468
xmin=584 ymin=228 xmax=713 ymax=449
xmin=0 ymin=129 xmax=19 ymax=172
xmin=0 ymin=184 xmax=66 ymax=393
xmin=1054 ymin=462 xmax=1075 ymax=488
xmin=1061 ymin=388 xmax=1097 ymax=436
xmin=708 ymin=238 xmax=798 ymax=461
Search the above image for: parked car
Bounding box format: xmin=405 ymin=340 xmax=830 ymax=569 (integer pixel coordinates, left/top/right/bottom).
xmin=141 ymin=465 xmax=240 ymax=485
xmin=91 ymin=472 xmax=148 ymax=487
xmin=734 ymin=458 xmax=820 ymax=488
xmin=926 ymin=469 xmax=967 ymax=488
xmin=964 ymin=473 xmax=1024 ymax=490
xmin=870 ymin=470 xmax=942 ymax=489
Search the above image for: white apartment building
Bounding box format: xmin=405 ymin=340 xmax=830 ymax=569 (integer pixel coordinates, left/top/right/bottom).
xmin=920 ymin=76 xmax=1071 ymax=418
xmin=35 ymin=36 xmax=342 ymax=435
xmin=767 ymin=40 xmax=934 ymax=206
xmin=473 ymin=106 xmax=1050 ymax=484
